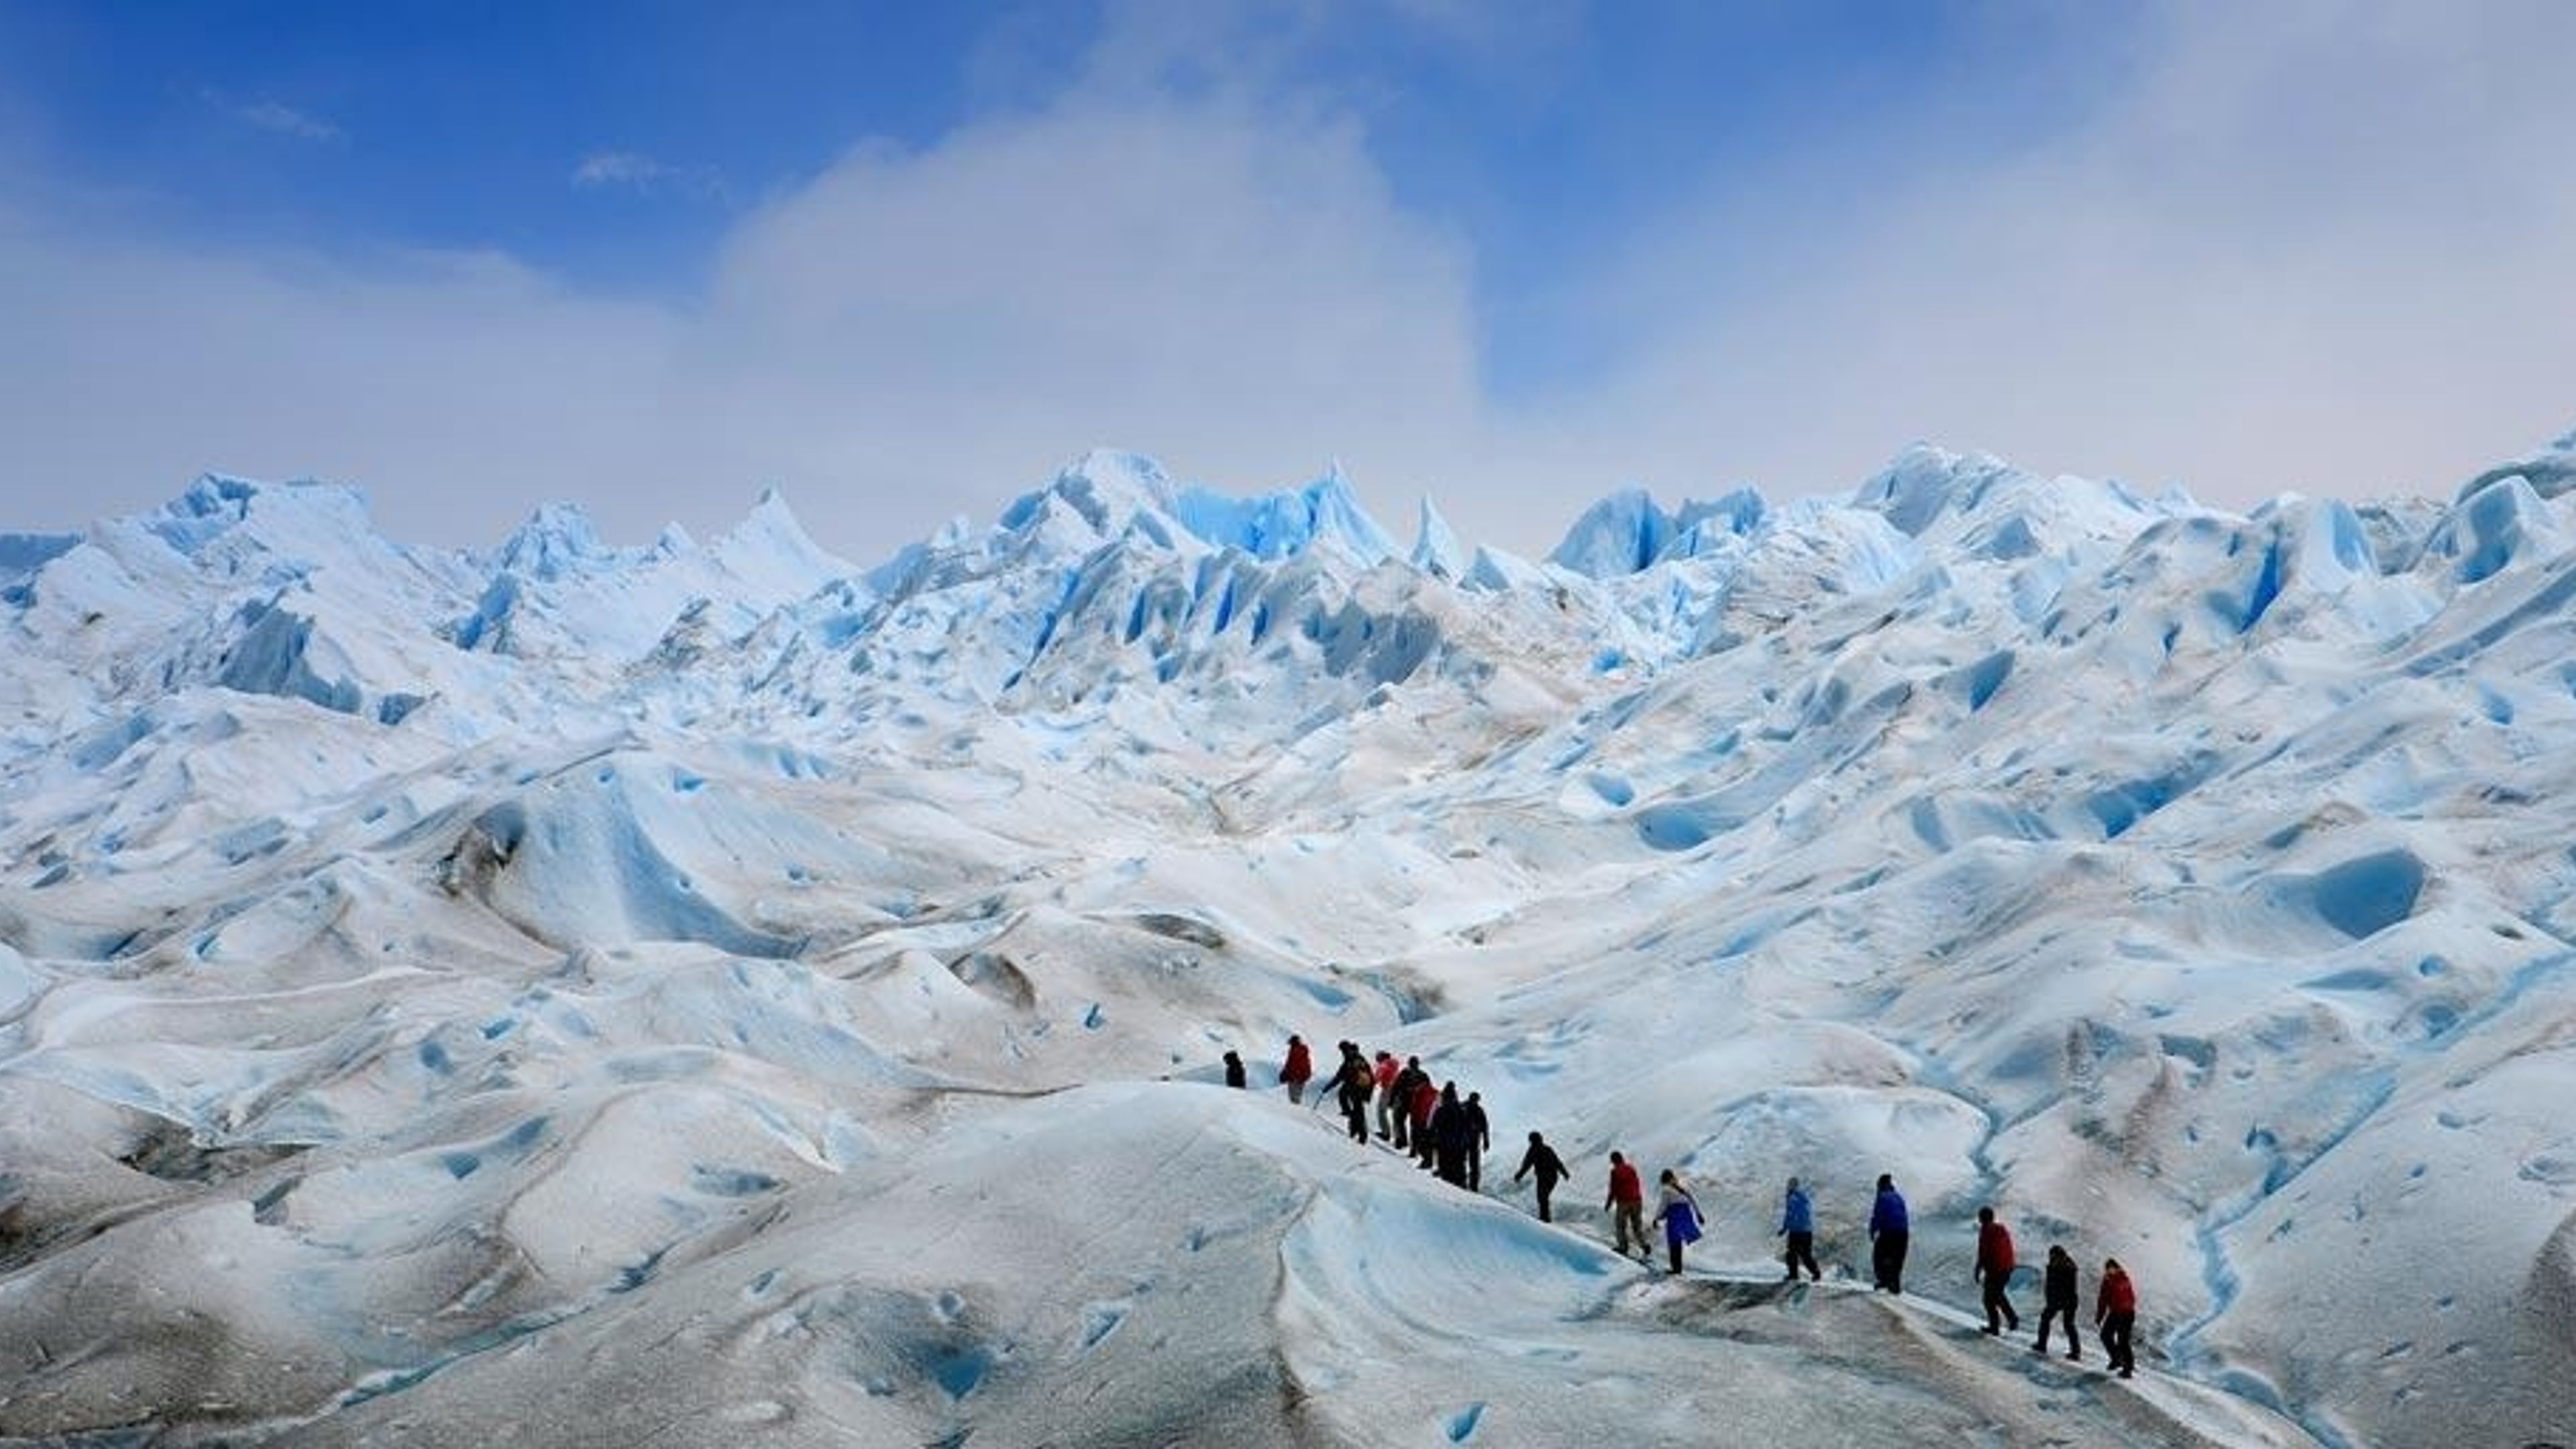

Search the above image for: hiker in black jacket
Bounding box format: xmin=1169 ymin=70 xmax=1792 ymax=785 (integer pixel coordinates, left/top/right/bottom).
xmin=1462 ymin=1091 xmax=1491 ymax=1189
xmin=1389 ymin=1057 xmax=1428 ymax=1151
xmin=2035 ymin=1244 xmax=2083 ymax=1360
xmin=1329 ymin=1042 xmax=1373 ymax=1142
xmin=1514 ymin=1132 xmax=1568 ymax=1222
xmin=1430 ymin=1083 xmax=1474 ymax=1187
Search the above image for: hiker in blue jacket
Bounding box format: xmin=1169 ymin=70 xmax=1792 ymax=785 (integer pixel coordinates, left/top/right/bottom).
xmin=1868 ymin=1173 xmax=1910 ymax=1294
xmin=1779 ymin=1176 xmax=1822 ymax=1282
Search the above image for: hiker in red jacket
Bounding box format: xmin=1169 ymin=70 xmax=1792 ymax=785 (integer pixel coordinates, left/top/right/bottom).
xmin=1974 ymin=1206 xmax=2021 ymax=1336
xmin=1279 ymin=1035 xmax=1313 ymax=1105
xmin=1389 ymin=1057 xmax=1428 ymax=1151
xmin=1604 ymin=1151 xmax=1648 ymax=1258
xmin=1408 ymin=1075 xmax=1440 ymax=1168
xmin=2096 ymin=1258 xmax=2139 ymax=1378
xmin=1371 ymin=1051 xmax=1400 ymax=1140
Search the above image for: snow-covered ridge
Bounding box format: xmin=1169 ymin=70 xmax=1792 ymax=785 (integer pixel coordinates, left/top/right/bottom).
xmin=5 ymin=427 xmax=2576 ymax=1446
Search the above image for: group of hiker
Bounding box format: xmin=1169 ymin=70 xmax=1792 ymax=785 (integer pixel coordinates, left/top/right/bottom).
xmin=1225 ymin=1036 xmax=2145 ymax=1381
xmin=1247 ymin=1036 xmax=1497 ymax=1189
xmin=1865 ymin=1179 xmax=2138 ymax=1376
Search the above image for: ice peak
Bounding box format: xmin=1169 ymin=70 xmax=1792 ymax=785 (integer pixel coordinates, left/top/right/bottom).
xmin=712 ymin=486 xmax=848 ymax=585
xmin=1168 ymin=466 xmax=1397 ymax=564
xmin=1852 ymin=444 xmax=2016 ymax=537
xmin=999 ymin=449 xmax=1182 ymax=542
xmin=1411 ymin=497 xmax=1466 ymax=578
xmin=168 ymin=473 xmax=262 ymax=523
xmin=149 ymin=473 xmax=380 ymax=560
xmin=1548 ymin=486 xmax=1671 ymax=578
xmin=493 ymin=501 xmax=609 ymax=581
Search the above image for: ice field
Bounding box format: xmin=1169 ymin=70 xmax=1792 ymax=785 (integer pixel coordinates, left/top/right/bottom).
xmin=7 ymin=430 xmax=2576 ymax=1445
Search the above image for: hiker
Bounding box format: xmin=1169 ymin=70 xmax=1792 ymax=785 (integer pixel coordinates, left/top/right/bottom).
xmin=1651 ymin=1169 xmax=1704 ymax=1275
xmin=1975 ymin=1206 xmax=2021 ymax=1335
xmin=1779 ymin=1177 xmax=1821 ymax=1282
xmin=1372 ymin=1051 xmax=1400 ymax=1140
xmin=1390 ymin=1056 xmax=1429 ymax=1151
xmin=2035 ymin=1245 xmax=2082 ymax=1360
xmin=1515 ymin=1131 xmax=1568 ymax=1222
xmin=1463 ymin=1091 xmax=1491 ymax=1190
xmin=2096 ymin=1258 xmax=2138 ymax=1378
xmin=1332 ymin=1044 xmax=1373 ymax=1142
xmin=1605 ymin=1151 xmax=1648 ymax=1258
xmin=1280 ymin=1035 xmax=1313 ymax=1105
xmin=1222 ymin=1050 xmax=1246 ymax=1089
xmin=1869 ymin=1173 xmax=1910 ymax=1293
xmin=1430 ymin=1083 xmax=1473 ymax=1187
xmin=1409 ymin=1073 xmax=1441 ymax=1168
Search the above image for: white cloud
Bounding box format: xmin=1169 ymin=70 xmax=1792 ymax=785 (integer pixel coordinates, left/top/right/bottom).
xmin=1517 ymin=1 xmax=2576 ymax=511
xmin=572 ymin=150 xmax=726 ymax=202
xmin=200 ymin=89 xmax=342 ymax=144
xmin=0 ymin=97 xmax=1490 ymax=559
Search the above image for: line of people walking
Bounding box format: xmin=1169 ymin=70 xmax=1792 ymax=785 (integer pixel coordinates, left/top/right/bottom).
xmin=1269 ymin=1036 xmax=1497 ymax=1190
xmin=1236 ymin=1038 xmax=2141 ymax=1380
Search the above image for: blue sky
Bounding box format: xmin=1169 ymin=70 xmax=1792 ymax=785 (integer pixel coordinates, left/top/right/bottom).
xmin=1 ymin=1 xmax=2570 ymax=561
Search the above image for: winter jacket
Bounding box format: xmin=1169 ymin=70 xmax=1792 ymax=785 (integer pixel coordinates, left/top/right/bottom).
xmin=1409 ymin=1079 xmax=1439 ymax=1125
xmin=1432 ymin=1097 xmax=1475 ymax=1152
xmin=1780 ymin=1186 xmax=1813 ymax=1236
xmin=2096 ymin=1267 xmax=2137 ymax=1321
xmin=1654 ymin=1183 xmax=1703 ymax=1246
xmin=1373 ymin=1056 xmax=1399 ymax=1091
xmin=2043 ymin=1254 xmax=2079 ymax=1310
xmin=1976 ymin=1221 xmax=2016 ymax=1279
xmin=1870 ymin=1186 xmax=1909 ymax=1235
xmin=1391 ymin=1065 xmax=1428 ymax=1106
xmin=1607 ymin=1161 xmax=1644 ymax=1205
xmin=1281 ymin=1040 xmax=1312 ymax=1085
xmin=1463 ymin=1100 xmax=1489 ymax=1151
xmin=1335 ymin=1056 xmax=1373 ymax=1110
xmin=1516 ymin=1142 xmax=1566 ymax=1187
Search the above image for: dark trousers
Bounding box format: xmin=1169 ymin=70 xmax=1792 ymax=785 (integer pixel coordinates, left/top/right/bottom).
xmin=1783 ymin=1232 xmax=1820 ymax=1281
xmin=1389 ymin=1098 xmax=1409 ymax=1149
xmin=1871 ymin=1231 xmax=1908 ymax=1293
xmin=1343 ymin=1101 xmax=1368 ymax=1142
xmin=1667 ymin=1238 xmax=1685 ymax=1274
xmin=1413 ymin=1127 xmax=1436 ymax=1168
xmin=1466 ymin=1147 xmax=1482 ymax=1191
xmin=1532 ymin=1179 xmax=1556 ymax=1222
xmin=2100 ymin=1311 xmax=2136 ymax=1375
xmin=2036 ymin=1303 xmax=2082 ymax=1357
xmin=1981 ymin=1276 xmax=2020 ymax=1333
xmin=1436 ymin=1147 xmax=1467 ymax=1186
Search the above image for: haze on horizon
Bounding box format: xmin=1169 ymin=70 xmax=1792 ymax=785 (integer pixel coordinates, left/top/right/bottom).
xmin=0 ymin=0 xmax=2569 ymax=564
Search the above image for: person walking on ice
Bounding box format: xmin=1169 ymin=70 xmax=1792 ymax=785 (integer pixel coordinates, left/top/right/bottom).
xmin=2035 ymin=1244 xmax=2082 ymax=1360
xmin=1279 ymin=1035 xmax=1313 ymax=1105
xmin=1779 ymin=1177 xmax=1821 ymax=1282
xmin=1974 ymin=1206 xmax=2021 ymax=1336
xmin=1869 ymin=1173 xmax=1910 ymax=1293
xmin=2096 ymin=1258 xmax=2139 ymax=1379
xmin=1430 ymin=1083 xmax=1473 ymax=1187
xmin=1389 ymin=1057 xmax=1428 ymax=1151
xmin=1515 ymin=1132 xmax=1568 ymax=1222
xmin=1463 ymin=1091 xmax=1491 ymax=1190
xmin=1605 ymin=1151 xmax=1648 ymax=1259
xmin=1330 ymin=1042 xmax=1373 ymax=1142
xmin=1222 ymin=1050 xmax=1246 ymax=1089
xmin=1371 ymin=1051 xmax=1399 ymax=1140
xmin=1651 ymin=1169 xmax=1703 ymax=1275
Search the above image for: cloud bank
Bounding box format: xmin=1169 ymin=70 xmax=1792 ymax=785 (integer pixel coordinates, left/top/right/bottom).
xmin=3 ymin=3 xmax=2571 ymax=563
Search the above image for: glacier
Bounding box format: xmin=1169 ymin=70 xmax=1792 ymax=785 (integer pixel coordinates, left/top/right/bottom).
xmin=4 ymin=428 xmax=2576 ymax=1446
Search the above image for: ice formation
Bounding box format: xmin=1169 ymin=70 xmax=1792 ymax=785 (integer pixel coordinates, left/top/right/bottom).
xmin=6 ymin=427 xmax=2576 ymax=1446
